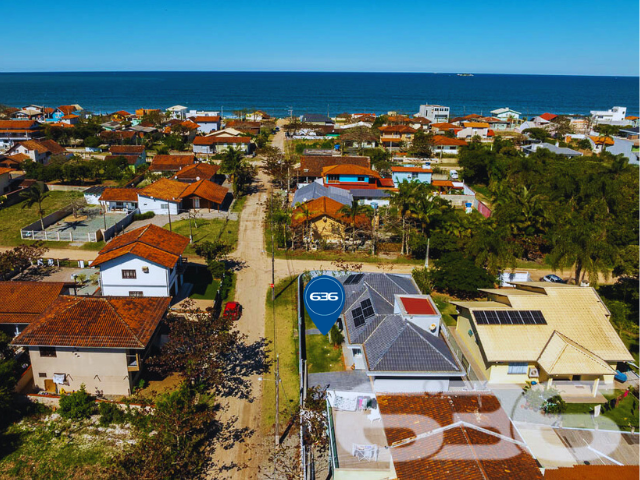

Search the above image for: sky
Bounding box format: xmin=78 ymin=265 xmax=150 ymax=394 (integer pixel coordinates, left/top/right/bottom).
xmin=3 ymin=0 xmax=639 ymax=76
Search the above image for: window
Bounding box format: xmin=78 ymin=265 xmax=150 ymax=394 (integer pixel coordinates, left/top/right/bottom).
xmin=38 ymin=372 xmax=47 ymax=378
xmin=327 ymin=175 xmax=339 ymax=181
xmin=39 ymin=347 xmax=57 ymax=358
xmin=357 ymin=176 xmax=366 ymax=182
xmin=161 ymin=203 xmax=169 ymax=209
xmin=352 ymin=348 xmax=362 ymax=357
xmin=129 ymin=291 xmax=144 ymax=297
xmin=142 ymin=266 xmax=149 ymax=273
xmin=507 ymin=362 xmax=528 ymax=375
xmin=122 ymin=269 xmax=137 ymax=279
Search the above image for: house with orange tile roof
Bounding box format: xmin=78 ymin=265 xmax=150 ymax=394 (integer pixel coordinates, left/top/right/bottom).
xmin=148 ymin=154 xmax=196 ymax=173
xmin=0 ymin=153 xmax=30 ymax=170
xmin=6 ymin=139 xmax=69 ymax=164
xmin=173 ymin=162 xmax=222 ymax=183
xmin=432 ymin=135 xmax=468 ymax=155
xmin=92 ymin=224 xmax=189 ymax=298
xmin=192 ymin=134 xmax=252 ymax=155
xmin=291 ymin=196 xmax=371 ymax=243
xmin=379 ymin=125 xmax=417 ymax=150
xmin=295 ymin=155 xmax=370 ymax=186
xmin=108 ymin=145 xmax=146 ymax=170
xmin=138 ymin=177 xmax=229 ymax=214
xmin=192 ymin=115 xmax=221 ymax=133
xmin=457 ymin=121 xmax=491 ymax=140
xmin=0 ymin=120 xmax=43 ymax=149
xmin=99 ymin=188 xmax=140 ymax=212
xmin=321 ymin=164 xmax=386 ymax=190
xmin=391 ymin=165 xmax=433 ymax=187
xmin=0 ymin=167 xmax=15 ymax=193
xmin=12 ymin=295 xmax=171 ymax=396
xmin=0 ymin=282 xmax=69 ymax=337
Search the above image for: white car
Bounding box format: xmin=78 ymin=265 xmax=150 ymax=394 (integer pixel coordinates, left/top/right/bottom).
xmin=449 ymin=169 xmax=459 ymax=179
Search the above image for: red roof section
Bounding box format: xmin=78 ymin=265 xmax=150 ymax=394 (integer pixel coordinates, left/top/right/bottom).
xmin=399 ymin=296 xmax=437 ymax=315
xmin=174 ymin=162 xmax=220 ymax=180
xmin=322 ymin=164 xmax=381 ymax=178
xmin=99 ymin=188 xmax=139 ymax=202
xmin=0 ymin=120 xmax=39 ymax=130
xmin=92 ymin=224 xmax=189 ymax=269
xmin=544 ymin=465 xmax=639 ymax=480
xmin=193 ymin=116 xmax=221 ymax=123
xmin=391 ymin=166 xmax=433 ymax=173
xmin=12 ymin=296 xmax=170 ymax=349
xmin=291 ymin=196 xmax=370 ymax=228
xmin=180 ymin=179 xmax=228 ymax=205
xmin=149 ymin=154 xmax=196 ymax=172
xmin=539 ymin=112 xmax=558 ymax=121
xmin=0 ymin=282 xmax=66 ymax=325
xmin=110 ymin=145 xmax=144 ymax=154
xmin=432 ymin=135 xmax=468 ymax=146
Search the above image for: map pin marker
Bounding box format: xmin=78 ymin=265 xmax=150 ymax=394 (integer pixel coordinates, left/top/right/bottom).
xmin=303 ymin=275 xmax=346 ymax=335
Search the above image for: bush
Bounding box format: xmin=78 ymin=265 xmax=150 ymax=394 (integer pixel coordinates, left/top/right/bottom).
xmin=412 ymin=267 xmax=432 ymax=294
xmin=98 ymin=401 xmax=126 ymax=426
xmin=133 ymin=211 xmax=155 ymax=221
xmin=329 ymin=325 xmax=344 ymax=346
xmin=428 ymin=252 xmax=494 ymax=299
xmin=207 ymin=260 xmax=226 ymax=279
xmin=542 ymin=395 xmax=566 ymax=414
xmin=59 ymin=384 xmax=96 ymax=420
xmin=220 ymin=272 xmax=233 ymax=300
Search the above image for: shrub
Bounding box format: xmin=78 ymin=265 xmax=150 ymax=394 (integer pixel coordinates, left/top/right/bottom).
xmin=412 ymin=267 xmax=432 ymax=294
xmin=98 ymin=401 xmax=126 ymax=426
xmin=329 ymin=325 xmax=344 ymax=346
xmin=59 ymin=384 xmax=96 ymax=420
xmin=133 ymin=211 xmax=155 ymax=221
xmin=220 ymin=272 xmax=233 ymax=300
xmin=207 ymin=260 xmax=226 ymax=279
xmin=542 ymin=395 xmax=566 ymax=414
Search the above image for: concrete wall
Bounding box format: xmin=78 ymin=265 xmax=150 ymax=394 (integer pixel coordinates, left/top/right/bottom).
xmin=455 ymin=314 xmax=492 ymax=379
xmin=46 ymin=184 xmax=90 ymax=192
xmin=30 ymin=346 xmax=133 ymax=396
xmin=137 ymin=195 xmax=179 ymax=215
xmin=99 ymin=253 xmax=173 ymax=297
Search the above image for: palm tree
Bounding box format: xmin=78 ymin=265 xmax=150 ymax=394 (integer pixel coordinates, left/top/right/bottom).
xmin=596 ymin=124 xmax=617 ymax=155
xmin=338 ymin=199 xmax=373 ymax=252
xmin=21 ymin=184 xmax=50 ymax=230
xmin=293 ymin=202 xmax=313 ymax=250
xmin=391 ymin=180 xmax=420 ymax=255
xmin=220 ymin=148 xmax=245 ymax=196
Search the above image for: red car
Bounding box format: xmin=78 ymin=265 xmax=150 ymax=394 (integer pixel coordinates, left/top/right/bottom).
xmin=222 ymin=302 xmax=242 ymax=321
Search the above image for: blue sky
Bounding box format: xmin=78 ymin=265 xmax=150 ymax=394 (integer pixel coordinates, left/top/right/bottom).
xmin=3 ymin=0 xmax=639 ymax=75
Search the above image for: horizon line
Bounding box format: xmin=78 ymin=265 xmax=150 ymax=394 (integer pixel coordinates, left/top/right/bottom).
xmin=0 ymin=70 xmax=638 ymax=78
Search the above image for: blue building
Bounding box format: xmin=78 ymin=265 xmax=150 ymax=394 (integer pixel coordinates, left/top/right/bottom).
xmin=391 ymin=166 xmax=433 ymax=188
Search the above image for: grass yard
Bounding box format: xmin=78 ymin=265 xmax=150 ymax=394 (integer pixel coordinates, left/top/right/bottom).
xmin=305 ymin=334 xmax=344 ymax=373
xmin=469 ymin=184 xmax=491 ymax=205
xmin=0 ymin=415 xmax=121 ymax=479
xmin=432 ymin=293 xmax=458 ymax=327
xmin=0 ymin=191 xmax=84 ymax=246
xmin=184 ymin=265 xmax=220 ymax=300
xmin=263 ymin=276 xmax=300 ymax=433
xmin=231 ymin=194 xmax=248 ymax=214
xmin=163 ymin=217 xmax=239 ymax=256
xmin=562 ymin=391 xmax=639 ymax=431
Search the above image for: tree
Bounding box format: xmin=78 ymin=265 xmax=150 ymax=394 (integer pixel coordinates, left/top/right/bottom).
xmin=338 ymin=199 xmax=373 ymax=251
xmin=522 ymin=127 xmax=552 ymax=142
xmin=261 ymin=146 xmax=296 ymax=189
xmin=428 ymin=252 xmax=495 ymax=298
xmin=83 ymin=136 xmax=101 ymax=148
xmin=148 ymin=303 xmax=270 ymax=398
xmin=408 ymin=130 xmax=434 ymax=159
xmin=0 ymin=332 xmax=18 ymax=416
xmin=391 ymin=180 xmax=420 ymax=255
xmin=20 ymin=184 xmax=50 ymax=230
xmin=112 ymin=384 xmax=250 ymax=480
xmin=339 ymin=126 xmax=376 ymax=154
xmin=550 ymin=115 xmax=573 ymax=139
xmin=293 ymin=202 xmax=313 ymax=250
xmin=220 ymin=148 xmax=246 ymax=196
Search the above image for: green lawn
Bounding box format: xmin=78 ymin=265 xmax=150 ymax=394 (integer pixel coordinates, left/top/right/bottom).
xmin=184 ymin=265 xmax=220 ymax=300
xmin=563 ymin=391 xmax=639 ymax=431
xmin=469 ymin=184 xmax=491 ymax=205
xmin=0 ymin=191 xmax=84 ymax=246
xmin=432 ymin=293 xmax=458 ymax=327
xmin=231 ymin=194 xmax=247 ymax=214
xmin=0 ymin=416 xmax=119 ymax=479
xmin=306 ymin=334 xmax=343 ymax=373
xmin=163 ymin=218 xmax=239 ymax=256
xmin=263 ymin=276 xmax=300 ymax=433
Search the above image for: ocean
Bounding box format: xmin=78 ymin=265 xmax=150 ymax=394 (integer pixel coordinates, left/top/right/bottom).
xmin=0 ymin=72 xmax=637 ymax=118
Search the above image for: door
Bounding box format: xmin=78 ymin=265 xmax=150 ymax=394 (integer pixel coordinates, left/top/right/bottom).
xmin=193 ymin=197 xmax=200 ymax=208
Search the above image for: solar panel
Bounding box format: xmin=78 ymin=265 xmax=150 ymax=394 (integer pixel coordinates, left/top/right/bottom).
xmin=344 ymin=275 xmax=357 ymax=285
xmin=361 ymin=299 xmax=375 ymax=318
xmin=352 ymin=274 xmax=364 ymax=284
xmin=473 ymin=310 xmax=547 ymax=326
xmin=352 ymin=307 xmax=365 ymax=327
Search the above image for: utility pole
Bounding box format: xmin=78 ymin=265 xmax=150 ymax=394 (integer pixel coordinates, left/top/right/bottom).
xmin=424 ymin=237 xmax=430 ymax=269
xmin=167 ymin=202 xmax=173 ymax=232
xmin=275 ymin=354 xmax=280 ymax=448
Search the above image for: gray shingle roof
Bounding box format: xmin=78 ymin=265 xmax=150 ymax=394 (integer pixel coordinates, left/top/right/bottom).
xmin=292 ymin=182 xmax=353 ymax=207
xmin=351 ymin=189 xmax=392 ymax=199
xmin=339 ymin=272 xmax=461 ymax=375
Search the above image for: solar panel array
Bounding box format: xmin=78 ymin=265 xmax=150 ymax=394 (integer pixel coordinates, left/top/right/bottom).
xmin=361 ymin=299 xmax=375 ymax=318
xmin=352 ymin=307 xmax=365 ymax=327
xmin=344 ymin=274 xmax=364 ymax=286
xmin=473 ymin=310 xmax=547 ymax=325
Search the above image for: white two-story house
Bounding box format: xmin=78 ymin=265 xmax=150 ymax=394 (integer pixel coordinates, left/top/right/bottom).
xmin=91 ymin=224 xmax=189 ymax=297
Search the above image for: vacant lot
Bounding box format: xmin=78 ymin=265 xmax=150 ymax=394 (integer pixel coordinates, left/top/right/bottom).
xmin=0 ymin=191 xmax=84 ymax=246
xmin=163 ymin=218 xmax=239 ymax=256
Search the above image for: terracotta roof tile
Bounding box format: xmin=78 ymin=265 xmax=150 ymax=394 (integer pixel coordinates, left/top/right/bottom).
xmin=544 ymin=465 xmax=639 ymax=480
xmin=291 ymin=196 xmax=369 ymax=228
xmin=0 ymin=167 xmax=14 ymax=175
xmin=139 ymin=178 xmax=187 ymax=201
xmin=539 ymin=112 xmax=558 ymax=121
xmin=12 ymin=296 xmax=170 ymax=349
xmin=174 ymin=162 xmax=220 ymax=180
xmin=110 ymin=145 xmax=145 ymax=154
xmin=433 ymin=135 xmax=468 ymax=146
xmin=180 ymin=179 xmax=228 ymax=205
xmin=463 ymin=122 xmax=490 ymax=128
xmin=378 ymin=393 xmax=542 ymax=480
xmin=193 ymin=116 xmax=221 ymax=123
xmin=92 ymin=224 xmax=189 ymax=269
xmin=15 ymin=139 xmax=66 ymax=155
xmin=391 ymin=166 xmax=433 ymax=173
xmin=58 ymin=105 xmax=77 ymax=115
xmin=0 ymin=282 xmax=66 ymax=325
xmin=322 ymin=164 xmax=380 ymax=178
xmin=0 ymin=120 xmax=39 ymax=129
xmin=379 ymin=125 xmax=417 ymax=133
xmin=297 ymin=156 xmax=370 ymax=177
xmin=99 ymin=188 xmax=140 ymax=202
xmin=149 ymin=154 xmax=196 ymax=172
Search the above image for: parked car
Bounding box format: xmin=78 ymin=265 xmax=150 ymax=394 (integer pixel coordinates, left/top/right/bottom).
xmin=449 ymin=169 xmax=459 ymax=179
xmin=541 ymin=274 xmax=567 ymax=284
xmin=222 ymin=301 xmax=242 ymax=321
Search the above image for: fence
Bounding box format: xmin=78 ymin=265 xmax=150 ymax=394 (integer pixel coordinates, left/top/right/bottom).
xmin=102 ymin=209 xmax=137 ymax=242
xmin=476 ymin=200 xmax=492 ymax=218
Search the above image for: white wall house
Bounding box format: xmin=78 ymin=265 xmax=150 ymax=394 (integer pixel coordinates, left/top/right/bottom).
xmin=490 ymin=107 xmax=521 ymax=121
xmin=91 ymin=224 xmax=189 ymax=298
xmin=98 ymin=254 xmax=181 ymax=297
xmin=417 ymin=104 xmax=450 ymax=123
xmin=137 ymin=194 xmax=180 ymax=215
xmin=590 ymin=106 xmax=627 ymax=125
xmin=194 ymin=116 xmax=221 ymax=134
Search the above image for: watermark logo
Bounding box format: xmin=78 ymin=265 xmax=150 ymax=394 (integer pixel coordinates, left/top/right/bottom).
xmin=304 ymin=275 xmax=345 ymax=335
